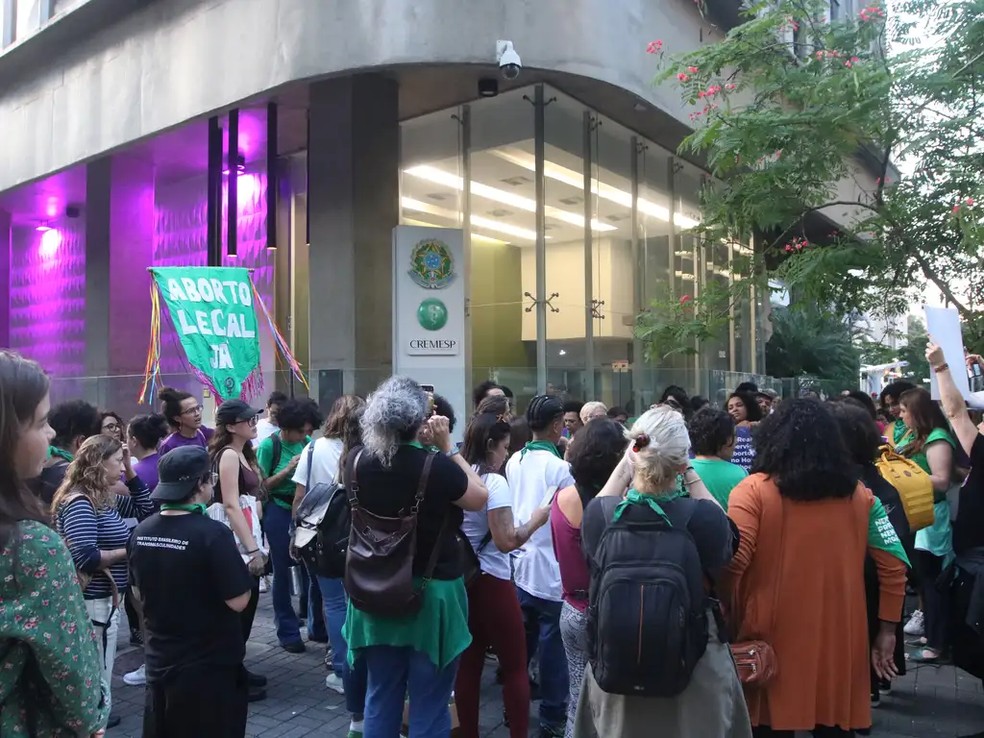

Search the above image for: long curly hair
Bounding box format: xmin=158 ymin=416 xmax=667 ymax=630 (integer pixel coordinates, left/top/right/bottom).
xmin=361 ymin=376 xmax=428 ymax=468
xmin=751 ymin=398 xmax=856 ymax=500
xmin=208 ymin=423 xmax=258 ymax=468
xmin=51 ymin=434 xmax=122 ymax=513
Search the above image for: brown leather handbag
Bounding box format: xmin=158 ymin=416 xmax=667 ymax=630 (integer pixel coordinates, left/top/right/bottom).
xmin=730 ymin=640 xmax=778 ymax=685
xmin=344 ymin=449 xmax=446 ymax=619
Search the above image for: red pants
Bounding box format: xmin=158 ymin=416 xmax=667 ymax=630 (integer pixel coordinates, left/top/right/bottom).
xmin=454 ymin=572 xmax=529 ymax=738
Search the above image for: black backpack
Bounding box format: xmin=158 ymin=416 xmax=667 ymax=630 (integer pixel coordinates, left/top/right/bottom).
xmin=292 ymin=442 xmax=352 ymax=578
xmin=581 ymin=495 xmax=709 ymax=697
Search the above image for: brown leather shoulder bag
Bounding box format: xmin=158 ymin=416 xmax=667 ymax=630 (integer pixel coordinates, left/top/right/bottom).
xmin=343 ymin=449 xmax=447 ymax=618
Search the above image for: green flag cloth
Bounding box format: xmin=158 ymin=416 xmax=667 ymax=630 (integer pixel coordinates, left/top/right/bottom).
xmin=868 ymin=497 xmax=911 ymax=567
xmin=152 ymin=266 xmax=261 ymax=401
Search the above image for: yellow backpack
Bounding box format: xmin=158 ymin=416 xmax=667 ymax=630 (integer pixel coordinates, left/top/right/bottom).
xmin=874 ymin=444 xmax=934 ymax=532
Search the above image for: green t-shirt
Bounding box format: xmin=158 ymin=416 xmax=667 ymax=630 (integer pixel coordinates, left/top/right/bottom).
xmin=256 ymin=433 xmax=310 ymax=509
xmin=690 ymin=457 xmax=748 ymax=510
xmin=896 ymin=426 xmax=955 ymax=476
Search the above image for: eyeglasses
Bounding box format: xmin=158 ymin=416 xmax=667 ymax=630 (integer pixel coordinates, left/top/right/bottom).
xmin=102 ymin=423 xmax=120 ymax=431
xmin=181 ymin=405 xmax=204 ymax=416
xmin=247 ymin=416 xmax=258 ymax=427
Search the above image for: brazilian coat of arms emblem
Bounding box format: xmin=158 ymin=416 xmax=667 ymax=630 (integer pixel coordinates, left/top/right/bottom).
xmin=408 ymin=239 xmax=456 ymax=290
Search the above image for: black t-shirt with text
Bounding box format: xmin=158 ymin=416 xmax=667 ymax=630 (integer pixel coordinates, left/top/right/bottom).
xmin=954 ymin=434 xmax=984 ymax=555
xmin=128 ymin=513 xmax=253 ymax=683
xmin=353 ymin=445 xmax=468 ymax=580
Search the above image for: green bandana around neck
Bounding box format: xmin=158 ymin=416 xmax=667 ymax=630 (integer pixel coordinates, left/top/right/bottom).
xmin=520 ymin=440 xmax=563 ymax=460
xmin=612 ymin=488 xmax=684 ymax=524
xmin=160 ymin=502 xmax=207 ymax=515
xmin=405 ymin=440 xmax=441 ymax=453
xmin=49 ymin=446 xmax=73 ymax=463
xmin=867 ymin=497 xmax=910 ymax=566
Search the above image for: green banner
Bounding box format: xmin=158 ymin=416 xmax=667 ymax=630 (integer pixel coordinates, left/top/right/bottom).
xmin=151 ymin=266 xmax=260 ymax=400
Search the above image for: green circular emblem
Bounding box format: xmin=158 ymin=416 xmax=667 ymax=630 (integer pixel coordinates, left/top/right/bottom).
xmin=408 ymin=239 xmax=456 ymax=290
xmin=417 ymin=298 xmax=449 ymax=331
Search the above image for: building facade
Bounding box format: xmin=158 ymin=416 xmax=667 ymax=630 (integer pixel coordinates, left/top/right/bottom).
xmin=0 ymin=0 xmax=872 ymax=419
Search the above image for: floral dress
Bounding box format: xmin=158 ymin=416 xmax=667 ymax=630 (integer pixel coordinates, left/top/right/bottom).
xmin=0 ymin=520 xmax=109 ymax=736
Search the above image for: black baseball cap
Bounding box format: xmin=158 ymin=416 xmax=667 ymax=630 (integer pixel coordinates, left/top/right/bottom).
xmin=152 ymin=446 xmax=211 ymax=502
xmin=215 ymin=399 xmax=263 ymax=425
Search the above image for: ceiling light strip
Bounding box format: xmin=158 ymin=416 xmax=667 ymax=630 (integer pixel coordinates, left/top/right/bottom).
xmin=404 ymin=165 xmax=616 ymax=233
xmin=489 ymin=149 xmax=701 ymax=229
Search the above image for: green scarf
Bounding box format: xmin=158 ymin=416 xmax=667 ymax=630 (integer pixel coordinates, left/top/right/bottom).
xmin=520 ymin=440 xmax=563 ymax=459
xmin=49 ymin=446 xmax=73 ymax=463
xmin=868 ymin=497 xmax=911 ymax=566
xmin=160 ymin=503 xmax=207 ymax=515
xmin=612 ymin=488 xmax=684 ymax=524
xmin=405 ymin=440 xmax=441 ymax=453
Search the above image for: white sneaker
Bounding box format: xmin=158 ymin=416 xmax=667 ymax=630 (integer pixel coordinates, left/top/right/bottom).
xmin=904 ymin=609 xmax=925 ymax=637
xmin=123 ymin=664 xmax=147 ymax=686
xmin=258 ymin=577 xmax=269 ymax=593
xmin=325 ymin=673 xmax=345 ymax=695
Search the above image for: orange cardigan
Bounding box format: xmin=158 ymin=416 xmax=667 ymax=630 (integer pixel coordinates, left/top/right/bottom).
xmin=722 ymin=474 xmax=906 ymax=731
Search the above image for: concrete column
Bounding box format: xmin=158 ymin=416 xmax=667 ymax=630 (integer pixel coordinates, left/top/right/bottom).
xmin=307 ymin=74 xmax=399 ymax=398
xmin=85 ymin=159 xmax=112 ymax=380
xmin=0 ymin=208 xmax=9 ymax=348
xmin=85 ymin=156 xmax=156 ymax=411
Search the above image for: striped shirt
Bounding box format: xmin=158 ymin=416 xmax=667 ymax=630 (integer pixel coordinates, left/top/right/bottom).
xmin=56 ymin=476 xmax=155 ymax=599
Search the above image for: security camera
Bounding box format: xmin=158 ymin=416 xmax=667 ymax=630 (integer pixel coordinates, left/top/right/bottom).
xmin=496 ymin=40 xmax=522 ymax=80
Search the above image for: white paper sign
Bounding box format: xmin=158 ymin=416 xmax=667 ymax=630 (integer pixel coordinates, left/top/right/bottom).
xmin=923 ymin=306 xmax=984 ymax=409
xmin=924 ymin=306 xmax=971 ymax=400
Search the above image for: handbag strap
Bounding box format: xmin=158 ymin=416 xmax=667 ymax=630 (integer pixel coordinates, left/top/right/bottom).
xmin=410 ymin=452 xmax=435 ymax=516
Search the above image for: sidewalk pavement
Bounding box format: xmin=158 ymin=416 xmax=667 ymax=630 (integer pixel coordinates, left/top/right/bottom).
xmin=108 ymin=593 xmax=984 ymax=737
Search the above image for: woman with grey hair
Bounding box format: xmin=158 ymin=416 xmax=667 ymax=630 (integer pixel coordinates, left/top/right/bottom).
xmin=342 ymin=376 xmax=488 ymax=738
xmin=573 ymin=406 xmax=752 ymax=738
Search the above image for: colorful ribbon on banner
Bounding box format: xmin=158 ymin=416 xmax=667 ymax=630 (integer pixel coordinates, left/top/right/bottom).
xmin=250 ymin=282 xmax=310 ymax=392
xmin=138 ymin=281 xmax=164 ymax=405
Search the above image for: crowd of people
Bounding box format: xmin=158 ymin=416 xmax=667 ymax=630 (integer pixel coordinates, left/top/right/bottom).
xmin=0 ymin=343 xmax=983 ymax=737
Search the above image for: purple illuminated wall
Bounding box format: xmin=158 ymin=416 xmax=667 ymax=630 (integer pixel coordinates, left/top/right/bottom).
xmin=8 ymin=221 xmax=86 ymax=377
xmin=154 ymin=167 xmax=275 ymax=395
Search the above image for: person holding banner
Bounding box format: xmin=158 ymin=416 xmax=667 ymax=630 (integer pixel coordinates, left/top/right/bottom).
xmin=159 ymin=387 xmax=214 ymax=456
xmin=926 ymin=342 xmax=984 ymax=700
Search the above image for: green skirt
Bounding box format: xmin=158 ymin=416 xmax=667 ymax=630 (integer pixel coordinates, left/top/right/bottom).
xmin=343 ymin=576 xmax=471 ymax=670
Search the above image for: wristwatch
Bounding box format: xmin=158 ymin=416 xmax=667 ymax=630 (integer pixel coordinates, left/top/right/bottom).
xmin=446 ymin=447 xmax=461 ymax=459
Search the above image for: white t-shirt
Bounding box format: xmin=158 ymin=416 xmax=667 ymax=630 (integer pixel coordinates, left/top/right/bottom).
xmin=461 ymin=470 xmax=512 ymax=581
xmin=505 ymin=448 xmax=575 ymax=602
xmin=292 ymin=437 xmax=345 ymax=488
xmin=255 ymin=418 xmax=278 ymax=443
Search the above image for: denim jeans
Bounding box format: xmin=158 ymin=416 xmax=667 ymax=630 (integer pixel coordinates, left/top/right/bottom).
xmin=316 ymin=575 xmax=367 ymax=716
xmin=85 ymin=597 xmax=119 ymax=713
xmin=301 ymin=563 xmax=327 ymax=640
xmin=517 ymin=587 xmax=568 ymax=730
xmin=264 ymin=502 xmax=302 ymax=646
xmin=362 ymin=645 xmax=459 ymax=738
